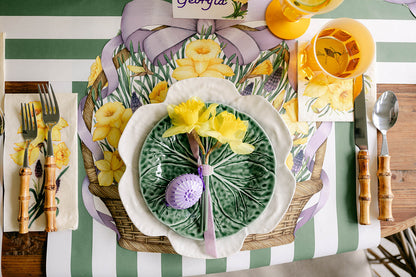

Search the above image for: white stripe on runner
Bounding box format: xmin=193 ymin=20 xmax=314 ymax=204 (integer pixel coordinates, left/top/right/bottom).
xmin=1 ymin=16 xmax=416 ymax=43
xmin=313 ymin=126 xmax=339 ymax=258
xmin=137 ymin=252 xmax=162 ymax=277
xmin=226 ymin=250 xmax=250 ymax=272
xmin=270 ymin=242 xmax=295 ymax=265
xmin=182 ymin=257 xmax=205 ymax=276
xmin=46 ymin=231 xmax=72 ymax=277
xmin=92 ymin=220 xmax=117 ymax=277
xmin=307 ymin=19 xmax=416 ymax=43
xmin=5 ymin=59 xmax=93 ymax=82
xmin=377 ymin=62 xmax=416 ymax=84
xmin=362 ymin=19 xmax=416 ymax=43
xmin=50 ymin=81 xmax=74 ymax=94
xmin=0 ymin=16 xmax=121 ymax=39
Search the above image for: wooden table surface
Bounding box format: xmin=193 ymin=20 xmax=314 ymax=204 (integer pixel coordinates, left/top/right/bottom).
xmin=2 ymin=82 xmax=416 ymax=276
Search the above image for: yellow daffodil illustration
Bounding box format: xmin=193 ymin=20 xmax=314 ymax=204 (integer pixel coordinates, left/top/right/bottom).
xmin=162 ymin=97 xmax=218 ymax=138
xmin=251 ymin=60 xmax=273 ymax=76
xmin=17 ymin=101 xmax=68 ymax=143
xmin=127 ymin=65 xmax=145 ymax=76
xmin=199 ymin=111 xmax=254 ymax=155
xmin=88 ymin=56 xmax=103 ymax=87
xmin=303 ymin=73 xmax=353 ymax=114
xmin=149 ymin=81 xmax=169 ymax=103
xmin=94 ymin=102 xmax=125 ymax=126
xmin=93 ymin=102 xmax=132 ymax=148
xmin=54 ymin=142 xmax=71 ymax=169
xmin=286 ymin=152 xmax=294 ymax=170
xmin=172 ymin=39 xmax=234 ymax=81
xmin=10 ymin=141 xmax=41 ymax=166
xmin=12 ymin=101 xmax=70 ymax=167
xmin=95 ymin=150 xmax=126 ymax=186
xmin=328 ymin=80 xmax=354 ymax=111
xmin=281 ymin=98 xmax=309 ymax=136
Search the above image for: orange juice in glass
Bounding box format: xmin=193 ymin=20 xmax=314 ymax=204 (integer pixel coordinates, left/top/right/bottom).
xmin=266 ymin=0 xmax=344 ymax=40
xmin=300 ymin=18 xmax=375 ymax=80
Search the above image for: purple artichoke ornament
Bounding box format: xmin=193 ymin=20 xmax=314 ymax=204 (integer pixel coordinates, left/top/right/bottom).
xmin=165 ymin=174 xmax=203 ymax=209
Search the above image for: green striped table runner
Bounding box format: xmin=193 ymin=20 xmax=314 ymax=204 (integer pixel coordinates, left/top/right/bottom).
xmin=1 ymin=0 xmax=414 ymax=276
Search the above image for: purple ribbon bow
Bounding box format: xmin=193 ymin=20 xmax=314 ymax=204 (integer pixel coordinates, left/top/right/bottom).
xmin=101 ymin=0 xmax=282 ymax=98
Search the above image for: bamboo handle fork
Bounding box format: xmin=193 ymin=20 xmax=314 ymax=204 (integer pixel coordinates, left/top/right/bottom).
xmin=38 ymin=84 xmax=60 ymax=232
xmin=18 ymin=103 xmax=38 ymax=234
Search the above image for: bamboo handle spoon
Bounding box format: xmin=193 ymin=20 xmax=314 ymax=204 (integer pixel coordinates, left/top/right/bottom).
xmin=372 ymin=91 xmax=399 ymax=221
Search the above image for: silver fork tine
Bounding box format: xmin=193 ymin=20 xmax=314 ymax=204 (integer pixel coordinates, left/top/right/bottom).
xmin=31 ymin=103 xmax=37 ymax=131
xmin=27 ymin=104 xmax=33 ymax=130
xmin=50 ymin=85 xmax=59 ymax=116
xmin=20 ymin=103 xmax=25 ymax=131
xmin=38 ymin=84 xmax=46 ymax=114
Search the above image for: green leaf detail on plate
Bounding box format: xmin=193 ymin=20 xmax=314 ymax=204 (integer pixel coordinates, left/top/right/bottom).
xmin=139 ymin=104 xmax=276 ymax=240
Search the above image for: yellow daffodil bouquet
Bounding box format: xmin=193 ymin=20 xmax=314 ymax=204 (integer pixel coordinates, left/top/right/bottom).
xmin=162 ymin=96 xmax=255 ymax=234
xmin=162 ymin=96 xmax=255 ymax=162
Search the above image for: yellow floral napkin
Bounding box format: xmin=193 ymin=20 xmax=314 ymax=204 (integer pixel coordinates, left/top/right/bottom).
xmin=297 ymin=41 xmax=376 ymax=122
xmin=3 ymin=93 xmax=78 ymax=232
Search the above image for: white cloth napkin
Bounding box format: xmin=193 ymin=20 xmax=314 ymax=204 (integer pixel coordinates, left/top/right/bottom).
xmin=3 ymin=93 xmax=78 ymax=232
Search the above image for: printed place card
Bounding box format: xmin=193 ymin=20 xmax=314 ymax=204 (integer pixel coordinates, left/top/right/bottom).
xmin=172 ymin=0 xmax=248 ymax=20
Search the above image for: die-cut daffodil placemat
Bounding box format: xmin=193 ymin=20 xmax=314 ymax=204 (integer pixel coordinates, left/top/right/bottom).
xmin=3 ymin=93 xmax=78 ymax=232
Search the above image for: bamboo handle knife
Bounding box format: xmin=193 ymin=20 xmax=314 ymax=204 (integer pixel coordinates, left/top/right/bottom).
xmin=358 ymin=150 xmax=371 ymax=225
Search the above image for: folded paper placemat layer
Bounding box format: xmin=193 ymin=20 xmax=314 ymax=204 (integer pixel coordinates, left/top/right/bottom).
xmin=3 ymin=93 xmax=78 ymax=232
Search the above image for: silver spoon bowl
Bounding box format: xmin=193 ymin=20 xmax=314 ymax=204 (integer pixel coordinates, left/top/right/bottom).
xmin=372 ymin=91 xmax=399 ymax=156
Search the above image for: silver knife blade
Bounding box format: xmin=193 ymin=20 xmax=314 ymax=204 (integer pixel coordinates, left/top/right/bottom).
xmin=353 ymin=75 xmax=368 ymax=150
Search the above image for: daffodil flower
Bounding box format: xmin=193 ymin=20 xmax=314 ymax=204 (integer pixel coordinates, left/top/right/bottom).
xmin=286 ymin=152 xmax=294 ymax=170
xmin=328 ymin=80 xmax=354 ymax=111
xmin=93 ymin=101 xmax=133 ymax=149
xmin=199 ymin=111 xmax=254 ymax=155
xmin=162 ymin=97 xmax=217 ymax=138
xmin=17 ymin=101 xmax=68 ymax=142
xmin=304 ymin=73 xmax=353 ymax=113
xmin=251 ymin=60 xmax=273 ymax=76
xmin=281 ymin=98 xmax=309 ymax=136
xmin=95 ymin=151 xmax=126 ymax=186
xmin=88 ymin=56 xmax=103 ymax=87
xmin=172 ymin=39 xmax=234 ymax=81
xmin=54 ymin=142 xmax=71 ymax=169
xmin=10 ymin=141 xmax=40 ymax=166
xmin=149 ymin=81 xmax=169 ymax=104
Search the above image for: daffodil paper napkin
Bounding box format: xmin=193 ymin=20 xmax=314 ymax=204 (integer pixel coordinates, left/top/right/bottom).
xmin=3 ymin=93 xmax=78 ymax=232
xmin=297 ymin=41 xmax=376 ymax=122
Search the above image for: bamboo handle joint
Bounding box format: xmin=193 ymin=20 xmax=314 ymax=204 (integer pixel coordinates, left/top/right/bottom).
xmin=358 ymin=150 xmax=371 ymax=225
xmin=377 ymin=155 xmax=394 ymax=221
xmin=18 ymin=167 xmax=31 ymax=234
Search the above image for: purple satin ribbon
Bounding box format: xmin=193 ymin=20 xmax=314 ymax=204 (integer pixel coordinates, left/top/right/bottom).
xmin=187 ymin=134 xmax=217 ymax=257
xmin=100 ymin=0 xmax=282 ymax=97
xmin=82 ymin=176 xmax=120 ymax=239
xmin=78 ymin=95 xmax=104 ymax=161
xmin=295 ymin=122 xmax=333 ymax=233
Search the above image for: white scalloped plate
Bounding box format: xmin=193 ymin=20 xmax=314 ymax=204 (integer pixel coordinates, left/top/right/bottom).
xmin=118 ymin=77 xmax=295 ymax=258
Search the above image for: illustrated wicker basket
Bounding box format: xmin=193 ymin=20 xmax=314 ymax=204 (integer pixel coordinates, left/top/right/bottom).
xmin=81 ymin=48 xmax=327 ymax=253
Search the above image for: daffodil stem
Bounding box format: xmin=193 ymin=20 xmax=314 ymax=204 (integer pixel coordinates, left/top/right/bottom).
xmin=191 ymin=130 xmax=206 ymax=155
xmin=204 ymin=141 xmax=222 ymax=164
